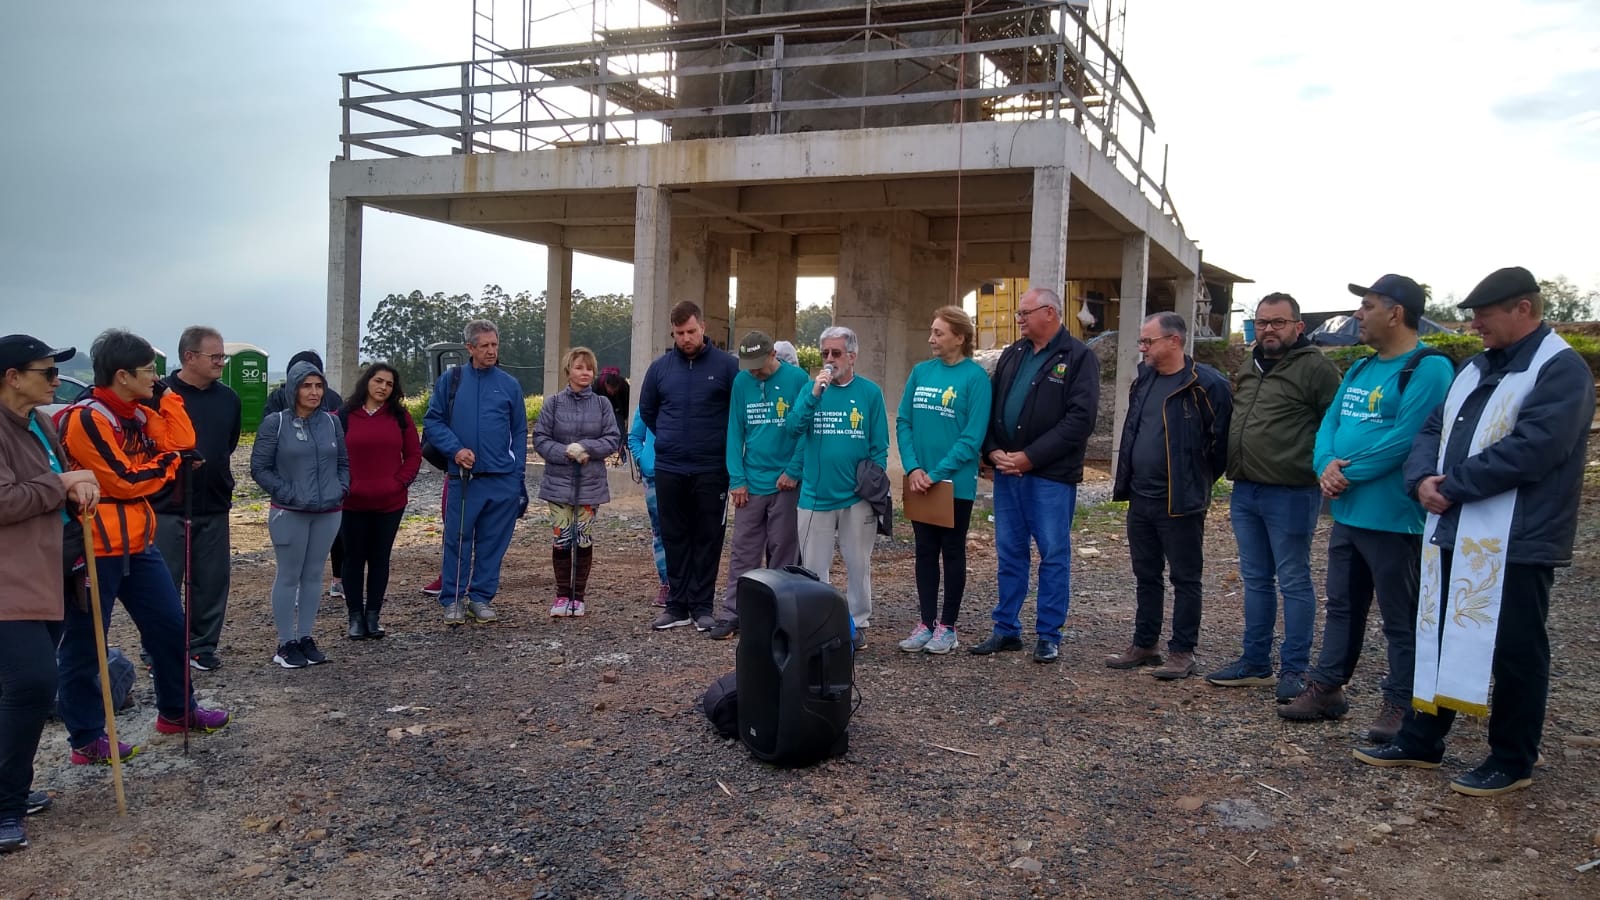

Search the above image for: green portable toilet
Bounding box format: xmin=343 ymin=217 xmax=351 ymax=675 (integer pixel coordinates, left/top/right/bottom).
xmin=222 ymin=343 xmax=270 ymax=430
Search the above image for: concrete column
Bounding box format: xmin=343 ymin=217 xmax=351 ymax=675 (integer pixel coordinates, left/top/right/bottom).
xmin=543 ymin=245 xmax=573 ymax=394
xmin=630 ymin=187 xmax=672 ymax=384
xmin=706 ymin=240 xmax=732 ymax=348
xmin=836 ymin=212 xmax=911 ymax=471
xmin=904 ymin=247 xmax=954 ymax=375
xmin=734 ymin=233 xmax=796 ymax=344
xmin=1110 ymin=233 xmax=1150 ymax=479
xmin=1175 ymin=271 xmax=1200 ymax=356
xmin=325 ymin=198 xmax=362 ymax=395
xmin=1028 ymin=167 xmax=1070 ymax=304
xmin=670 ymin=225 xmax=733 ymax=348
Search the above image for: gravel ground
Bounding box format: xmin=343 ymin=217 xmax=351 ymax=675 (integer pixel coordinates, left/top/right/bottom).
xmin=8 ymin=442 xmax=1599 ymax=898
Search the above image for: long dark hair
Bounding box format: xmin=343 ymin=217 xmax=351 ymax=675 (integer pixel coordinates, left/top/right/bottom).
xmin=342 ymin=362 xmax=408 ymax=423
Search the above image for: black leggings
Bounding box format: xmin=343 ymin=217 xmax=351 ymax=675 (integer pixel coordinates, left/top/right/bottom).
xmin=0 ymin=619 xmax=59 ymax=819
xmin=340 ymin=509 xmax=405 ymax=613
xmin=911 ymin=498 xmax=974 ymax=628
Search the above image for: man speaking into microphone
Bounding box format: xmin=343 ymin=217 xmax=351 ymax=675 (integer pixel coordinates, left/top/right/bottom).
xmin=783 ymin=326 xmax=888 ymax=650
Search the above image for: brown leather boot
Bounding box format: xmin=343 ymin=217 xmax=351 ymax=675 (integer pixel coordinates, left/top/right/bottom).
xmin=1277 ymin=681 xmax=1351 ymax=720
xmin=1104 ymin=644 xmax=1162 ymax=669
xmin=552 ymin=546 xmax=573 ymax=598
xmin=1150 ymin=650 xmax=1197 ymax=680
xmin=1367 ymin=701 xmax=1406 ymax=742
xmin=573 ymin=546 xmax=593 ymax=605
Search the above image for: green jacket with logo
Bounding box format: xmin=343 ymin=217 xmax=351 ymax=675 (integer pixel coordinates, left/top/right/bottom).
xmin=1226 ymin=337 xmax=1342 ymax=486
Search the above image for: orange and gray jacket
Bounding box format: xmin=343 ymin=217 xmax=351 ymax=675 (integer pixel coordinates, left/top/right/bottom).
xmin=1114 ymin=356 xmax=1233 ymax=516
xmin=57 ymin=392 xmax=195 ymax=559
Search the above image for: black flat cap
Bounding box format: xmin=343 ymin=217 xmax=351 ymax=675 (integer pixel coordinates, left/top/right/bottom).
xmin=1458 ymin=266 xmax=1539 ymax=309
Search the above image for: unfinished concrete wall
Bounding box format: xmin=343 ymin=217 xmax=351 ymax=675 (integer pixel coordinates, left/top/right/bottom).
xmin=674 ymin=1 xmax=979 ymax=139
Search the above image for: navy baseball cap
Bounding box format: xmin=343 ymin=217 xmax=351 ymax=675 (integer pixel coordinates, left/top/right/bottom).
xmin=1348 ymin=274 xmax=1426 ymax=316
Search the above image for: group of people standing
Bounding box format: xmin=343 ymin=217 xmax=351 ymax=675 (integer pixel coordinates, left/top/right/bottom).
xmin=0 ymin=326 xmax=428 ymax=852
xmin=1103 ymin=266 xmax=1590 ymax=798
xmin=634 ymin=299 xmax=998 ymax=658
xmin=1 ymin=262 xmax=1589 ymax=857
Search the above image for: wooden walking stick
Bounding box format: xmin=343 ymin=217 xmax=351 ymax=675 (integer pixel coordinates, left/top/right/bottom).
xmin=81 ymin=514 xmax=128 ymax=815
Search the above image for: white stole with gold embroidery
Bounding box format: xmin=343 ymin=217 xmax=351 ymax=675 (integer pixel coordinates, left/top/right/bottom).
xmin=1414 ymin=331 xmax=1572 ymax=717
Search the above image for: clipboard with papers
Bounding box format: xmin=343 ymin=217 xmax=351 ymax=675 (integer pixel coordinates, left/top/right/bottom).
xmin=902 ymin=476 xmax=955 ymax=528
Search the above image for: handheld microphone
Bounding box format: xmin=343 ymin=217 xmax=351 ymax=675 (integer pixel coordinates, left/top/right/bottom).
xmin=820 ymin=362 xmax=836 ymax=389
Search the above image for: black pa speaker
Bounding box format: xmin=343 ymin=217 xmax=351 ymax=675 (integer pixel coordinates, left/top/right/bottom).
xmin=735 ymin=567 xmax=854 ymax=766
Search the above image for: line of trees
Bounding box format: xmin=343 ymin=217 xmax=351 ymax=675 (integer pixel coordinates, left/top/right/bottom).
xmin=360 ymin=285 xmax=633 ymax=395
xmin=362 ymin=289 xmax=844 ymax=397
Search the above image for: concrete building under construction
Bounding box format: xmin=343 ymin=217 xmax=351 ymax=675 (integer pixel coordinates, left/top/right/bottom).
xmin=327 ymin=0 xmax=1244 ymax=446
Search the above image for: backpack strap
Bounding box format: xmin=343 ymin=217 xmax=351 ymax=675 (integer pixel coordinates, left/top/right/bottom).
xmin=1398 ymin=347 xmax=1451 ymax=393
xmin=1346 ymin=346 xmax=1452 ymax=396
xmin=445 ymin=364 xmax=463 ymax=420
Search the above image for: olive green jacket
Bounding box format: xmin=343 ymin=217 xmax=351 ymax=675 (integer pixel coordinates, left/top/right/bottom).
xmin=1226 ymin=338 xmax=1342 ymax=486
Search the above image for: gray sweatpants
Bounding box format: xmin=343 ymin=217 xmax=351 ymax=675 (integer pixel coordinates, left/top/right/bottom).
xmin=719 ymin=489 xmax=800 ymax=622
xmin=797 ymin=499 xmax=877 ymax=628
xmin=267 ymin=508 xmax=342 ymax=645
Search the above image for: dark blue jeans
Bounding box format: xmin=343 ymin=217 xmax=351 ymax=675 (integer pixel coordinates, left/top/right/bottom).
xmin=991 ymin=474 xmax=1076 ymax=643
xmin=57 ymin=548 xmax=193 ymax=747
xmin=0 ymin=619 xmax=59 ymax=818
xmin=1229 ymin=480 xmax=1320 ymax=675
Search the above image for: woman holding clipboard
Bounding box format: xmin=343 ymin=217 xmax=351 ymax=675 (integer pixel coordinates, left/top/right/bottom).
xmin=895 ymin=306 xmax=992 ymax=655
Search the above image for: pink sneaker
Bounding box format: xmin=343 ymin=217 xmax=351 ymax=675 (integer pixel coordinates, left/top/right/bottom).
xmin=155 ymin=705 xmax=231 ymax=735
xmin=550 ymin=596 xmax=573 ymax=618
xmin=652 ymin=584 xmax=669 ymax=607
xmin=422 ymin=577 xmax=442 ymax=597
xmin=570 ymin=598 xmax=587 ymax=617
xmin=70 ymin=736 xmax=142 ymax=766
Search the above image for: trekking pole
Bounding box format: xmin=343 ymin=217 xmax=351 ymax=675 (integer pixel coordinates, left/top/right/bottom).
xmin=570 ymin=458 xmax=583 ymax=606
xmin=82 ymin=514 xmax=128 ymax=816
xmin=181 ymin=457 xmax=195 ymax=756
xmin=450 ymin=468 xmax=473 ymax=620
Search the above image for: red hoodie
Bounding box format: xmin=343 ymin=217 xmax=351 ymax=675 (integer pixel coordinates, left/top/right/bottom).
xmin=342 ymin=404 xmax=422 ymax=513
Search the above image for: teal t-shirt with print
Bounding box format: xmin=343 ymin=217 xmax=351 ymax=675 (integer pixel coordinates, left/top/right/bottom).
xmin=785 ymin=375 xmax=889 ymax=512
xmin=896 ymin=357 xmax=992 ymax=501
xmin=1312 ymin=347 xmax=1454 ymax=533
xmin=726 ymin=361 xmax=809 ymax=494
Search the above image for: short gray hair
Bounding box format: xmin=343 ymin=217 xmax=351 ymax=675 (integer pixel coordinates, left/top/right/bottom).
xmin=464 ymin=319 xmax=499 ymax=346
xmin=1025 ymin=288 xmax=1063 ymax=317
xmin=177 ymin=325 xmax=222 ymax=358
xmin=1143 ymin=311 xmax=1188 ymax=341
xmin=818 ymin=326 xmax=858 ymax=354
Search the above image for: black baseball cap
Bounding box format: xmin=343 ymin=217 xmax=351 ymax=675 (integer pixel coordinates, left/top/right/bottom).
xmin=737 ymin=331 xmax=775 ymax=371
xmin=0 ymin=334 xmax=76 ymax=373
xmin=1348 ymin=274 xmax=1425 ymax=315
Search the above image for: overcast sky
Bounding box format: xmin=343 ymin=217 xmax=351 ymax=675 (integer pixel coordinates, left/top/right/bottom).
xmin=3 ymin=0 xmax=1596 ymax=365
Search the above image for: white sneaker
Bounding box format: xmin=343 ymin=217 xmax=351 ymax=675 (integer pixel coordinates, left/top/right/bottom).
xmin=550 ymin=597 xmax=572 ymax=618
xmin=328 ymin=581 xmax=344 ymax=599
xmin=569 ymin=599 xmax=586 ymax=617
xmin=898 ymin=623 xmax=934 ymax=652
xmin=923 ymin=624 xmax=959 ymax=655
